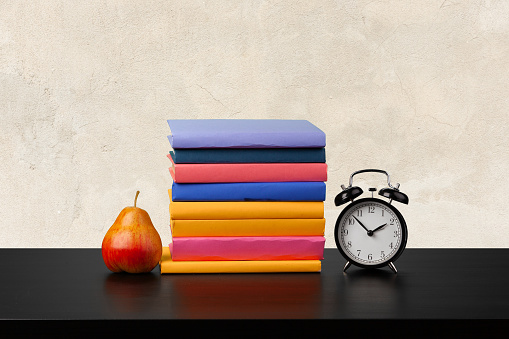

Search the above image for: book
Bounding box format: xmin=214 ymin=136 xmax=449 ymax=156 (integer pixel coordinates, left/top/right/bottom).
xmin=159 ymin=247 xmax=321 ymax=273
xmin=168 ymin=154 xmax=327 ymax=183
xmin=170 ymin=181 xmax=326 ymax=202
xmin=169 ymin=190 xmax=324 ymax=219
xmin=169 ymin=148 xmax=326 ymax=164
xmin=169 ymin=236 xmax=325 ymax=261
xmin=170 ymin=218 xmax=326 ymax=237
xmin=167 ymin=119 xmax=326 ymax=149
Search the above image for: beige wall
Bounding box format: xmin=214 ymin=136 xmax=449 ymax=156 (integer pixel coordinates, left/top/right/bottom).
xmin=1 ymin=1 xmax=508 ymax=248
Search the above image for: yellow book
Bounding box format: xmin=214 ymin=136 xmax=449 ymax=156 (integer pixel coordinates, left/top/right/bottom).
xmin=170 ymin=218 xmax=325 ymax=237
xmin=168 ymin=189 xmax=324 ymax=220
xmin=159 ymin=247 xmax=321 ymax=274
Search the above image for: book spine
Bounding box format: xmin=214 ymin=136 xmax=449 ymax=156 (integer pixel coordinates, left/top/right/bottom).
xmin=170 ymin=148 xmax=326 ymax=164
xmin=160 ymin=248 xmax=321 ymax=273
xmin=167 ymin=119 xmax=326 ymax=148
xmin=168 ymin=131 xmax=325 ymax=149
xmin=171 ymin=182 xmax=326 ymax=202
xmin=169 ymin=160 xmax=328 ymax=183
xmin=169 ymin=200 xmax=324 ymax=220
xmin=170 ymin=218 xmax=326 ymax=237
xmin=170 ymin=236 xmax=325 ymax=261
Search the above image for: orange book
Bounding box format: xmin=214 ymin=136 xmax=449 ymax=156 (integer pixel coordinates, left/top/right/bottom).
xmin=169 ymin=189 xmax=324 ymax=220
xmin=159 ymin=247 xmax=321 ymax=274
xmin=170 ymin=218 xmax=325 ymax=237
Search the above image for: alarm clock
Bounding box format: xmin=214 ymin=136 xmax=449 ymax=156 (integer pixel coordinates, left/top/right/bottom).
xmin=334 ymin=169 xmax=409 ymax=273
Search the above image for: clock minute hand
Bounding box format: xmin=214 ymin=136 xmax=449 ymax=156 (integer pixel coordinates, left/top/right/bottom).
xmin=372 ymin=223 xmax=387 ymax=233
xmin=352 ymin=216 xmax=369 ymax=232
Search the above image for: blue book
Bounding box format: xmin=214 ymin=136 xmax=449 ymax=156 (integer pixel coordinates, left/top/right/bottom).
xmin=167 ymin=119 xmax=326 ymax=149
xmin=171 ymin=182 xmax=326 ymax=202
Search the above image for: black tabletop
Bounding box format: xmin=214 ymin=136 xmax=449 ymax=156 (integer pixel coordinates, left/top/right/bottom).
xmin=1 ymin=248 xmax=508 ymax=336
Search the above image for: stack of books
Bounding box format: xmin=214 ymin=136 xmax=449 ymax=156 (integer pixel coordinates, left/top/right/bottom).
xmin=160 ymin=119 xmax=327 ymax=273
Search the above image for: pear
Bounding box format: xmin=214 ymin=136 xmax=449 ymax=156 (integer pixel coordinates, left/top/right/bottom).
xmin=102 ymin=191 xmax=162 ymax=273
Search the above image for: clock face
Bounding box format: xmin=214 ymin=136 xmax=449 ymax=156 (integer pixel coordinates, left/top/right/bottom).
xmin=335 ymin=198 xmax=407 ymax=268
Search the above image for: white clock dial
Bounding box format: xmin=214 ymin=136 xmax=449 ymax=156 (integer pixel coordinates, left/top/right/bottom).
xmin=337 ymin=200 xmax=403 ymax=266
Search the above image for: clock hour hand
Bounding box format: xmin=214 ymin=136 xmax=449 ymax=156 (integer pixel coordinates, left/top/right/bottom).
xmin=352 ymin=216 xmax=369 ymax=232
xmin=372 ymin=223 xmax=387 ymax=233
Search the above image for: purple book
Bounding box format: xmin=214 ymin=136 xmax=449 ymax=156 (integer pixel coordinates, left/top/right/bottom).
xmin=167 ymin=119 xmax=326 ymax=149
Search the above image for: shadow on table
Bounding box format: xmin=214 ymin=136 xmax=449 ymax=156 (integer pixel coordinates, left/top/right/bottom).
xmin=103 ymin=272 xmax=162 ymax=316
xmin=332 ymin=267 xmax=407 ymax=318
xmin=162 ymin=272 xmax=323 ymax=319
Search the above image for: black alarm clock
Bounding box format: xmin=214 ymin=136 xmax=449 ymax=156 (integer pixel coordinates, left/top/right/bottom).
xmin=334 ymin=169 xmax=409 ymax=273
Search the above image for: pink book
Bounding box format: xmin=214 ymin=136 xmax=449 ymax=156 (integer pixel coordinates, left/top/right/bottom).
xmin=168 ymin=154 xmax=327 ymax=183
xmin=169 ymin=236 xmax=325 ymax=261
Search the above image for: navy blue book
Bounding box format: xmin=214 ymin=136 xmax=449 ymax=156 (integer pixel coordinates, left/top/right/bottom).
xmin=171 ymin=182 xmax=326 ymax=202
xmin=169 ymin=148 xmax=326 ymax=163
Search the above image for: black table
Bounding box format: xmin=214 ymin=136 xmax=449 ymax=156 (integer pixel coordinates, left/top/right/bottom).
xmin=1 ymin=249 xmax=508 ymax=336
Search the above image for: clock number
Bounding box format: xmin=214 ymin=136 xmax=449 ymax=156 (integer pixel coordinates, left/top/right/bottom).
xmin=347 ymin=241 xmax=352 ymax=248
xmin=357 ymin=210 xmax=362 ymax=217
xmin=357 ymin=250 xmax=361 ymax=257
xmin=381 ymin=251 xmax=386 ymax=258
xmin=389 ymin=242 xmax=393 ymax=249
xmin=368 ymin=254 xmax=373 ymax=260
xmin=394 ymin=230 xmax=399 ymax=237
xmin=381 ymin=209 xmax=384 ymax=217
xmin=348 ymin=218 xmax=354 ymax=225
xmin=368 ymin=206 xmax=375 ymax=214
xmin=342 ymin=229 xmax=349 ymax=236
xmin=390 ymin=218 xmax=395 ymax=225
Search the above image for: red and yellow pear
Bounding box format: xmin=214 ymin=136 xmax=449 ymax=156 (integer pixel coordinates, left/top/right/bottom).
xmin=102 ymin=191 xmax=162 ymax=273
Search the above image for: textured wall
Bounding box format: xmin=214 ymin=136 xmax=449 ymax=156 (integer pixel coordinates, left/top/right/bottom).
xmin=1 ymin=1 xmax=508 ymax=248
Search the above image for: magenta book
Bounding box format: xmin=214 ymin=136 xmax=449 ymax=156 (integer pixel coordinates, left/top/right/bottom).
xmin=169 ymin=236 xmax=325 ymax=261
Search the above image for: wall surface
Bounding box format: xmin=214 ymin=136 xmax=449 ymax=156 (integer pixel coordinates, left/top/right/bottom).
xmin=1 ymin=1 xmax=508 ymax=248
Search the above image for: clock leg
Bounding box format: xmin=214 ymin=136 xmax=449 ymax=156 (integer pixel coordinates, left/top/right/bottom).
xmin=343 ymin=261 xmax=351 ymax=273
xmin=388 ymin=262 xmax=398 ymax=274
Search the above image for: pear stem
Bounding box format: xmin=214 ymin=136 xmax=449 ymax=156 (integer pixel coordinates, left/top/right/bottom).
xmin=134 ymin=191 xmax=140 ymax=208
